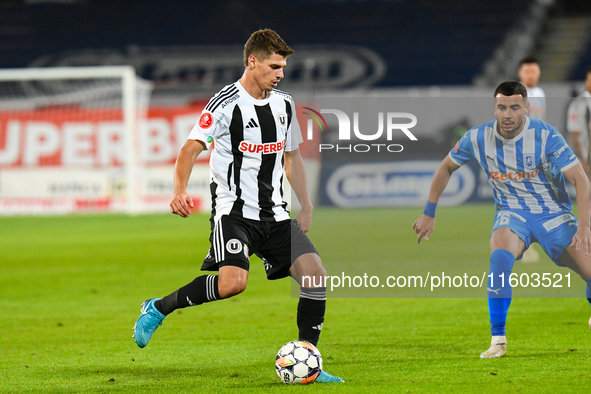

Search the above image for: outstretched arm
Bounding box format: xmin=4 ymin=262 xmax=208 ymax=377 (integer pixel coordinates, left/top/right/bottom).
xmin=563 ymin=163 xmax=591 ymax=254
xmin=284 ymin=148 xmax=313 ymax=232
xmin=569 ymin=131 xmax=591 ymax=178
xmin=412 ymin=156 xmax=461 ymax=243
xmin=170 ymin=139 xmax=205 ymax=218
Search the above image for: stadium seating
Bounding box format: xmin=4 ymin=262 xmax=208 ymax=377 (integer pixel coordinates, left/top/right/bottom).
xmin=571 ymin=40 xmax=591 ymax=80
xmin=0 ymin=0 xmax=533 ymax=86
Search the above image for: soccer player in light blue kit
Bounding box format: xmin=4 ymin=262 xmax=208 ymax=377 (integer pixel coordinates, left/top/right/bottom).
xmin=413 ymin=81 xmax=591 ymax=358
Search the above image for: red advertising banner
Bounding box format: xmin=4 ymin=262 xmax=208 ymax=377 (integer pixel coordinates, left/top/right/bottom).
xmin=0 ymin=103 xmax=318 ymax=168
xmin=0 ymin=102 xmax=320 ymax=214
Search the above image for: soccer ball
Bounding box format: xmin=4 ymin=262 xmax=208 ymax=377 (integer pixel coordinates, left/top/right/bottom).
xmin=275 ymin=340 xmax=322 ymax=384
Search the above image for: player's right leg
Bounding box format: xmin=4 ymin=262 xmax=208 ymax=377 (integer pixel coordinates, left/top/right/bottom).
xmin=258 ymin=219 xmax=343 ymax=383
xmin=482 ymin=214 xmax=528 ymax=358
xmin=291 ymin=255 xmax=344 ymax=383
xmin=290 ymin=249 xmax=343 ymax=381
xmin=133 ymin=215 xmax=252 ymax=348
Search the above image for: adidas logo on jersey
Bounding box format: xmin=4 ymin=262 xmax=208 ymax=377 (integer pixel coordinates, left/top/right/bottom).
xmin=245 ymin=118 xmax=259 ymax=129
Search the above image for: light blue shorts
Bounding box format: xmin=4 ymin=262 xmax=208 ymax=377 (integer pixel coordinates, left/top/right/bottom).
xmin=491 ymin=209 xmax=578 ymax=263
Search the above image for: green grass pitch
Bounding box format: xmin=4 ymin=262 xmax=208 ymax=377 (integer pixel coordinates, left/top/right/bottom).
xmin=1 ymin=205 xmax=590 ymax=393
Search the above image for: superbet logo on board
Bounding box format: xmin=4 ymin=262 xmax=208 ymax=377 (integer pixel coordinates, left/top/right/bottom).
xmin=199 ymin=112 xmax=214 ymax=129
xmin=302 ymin=107 xmax=418 ymax=153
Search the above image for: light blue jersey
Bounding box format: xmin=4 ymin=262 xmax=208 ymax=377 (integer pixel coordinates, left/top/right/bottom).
xmin=449 ymin=117 xmax=579 ymax=213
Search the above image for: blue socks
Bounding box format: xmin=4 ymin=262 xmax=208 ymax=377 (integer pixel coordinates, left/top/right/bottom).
xmin=488 ymin=250 xmax=591 ymax=336
xmin=488 ymin=249 xmax=515 ymax=336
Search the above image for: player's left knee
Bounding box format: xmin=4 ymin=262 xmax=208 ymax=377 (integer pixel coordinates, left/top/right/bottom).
xmin=315 ymin=265 xmax=327 ymax=279
xmin=218 ymin=280 xmax=246 ymax=298
xmin=303 ymin=264 xmax=327 ymax=282
xmin=218 ymin=265 xmax=248 ymax=298
xmin=294 ymin=254 xmax=326 ymax=277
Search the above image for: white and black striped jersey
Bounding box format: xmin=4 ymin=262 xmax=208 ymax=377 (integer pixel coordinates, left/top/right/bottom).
xmin=187 ymin=80 xmax=303 ymax=223
xmin=567 ymin=90 xmax=591 ymax=162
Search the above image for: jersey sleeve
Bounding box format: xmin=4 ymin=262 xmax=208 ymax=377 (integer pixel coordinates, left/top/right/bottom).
xmin=187 ymin=110 xmax=225 ymax=150
xmin=285 ymin=98 xmax=303 ymax=152
xmin=448 ymin=129 xmax=476 ymax=166
xmin=546 ymin=127 xmax=579 ymax=172
xmin=566 ymin=97 xmax=587 ymax=133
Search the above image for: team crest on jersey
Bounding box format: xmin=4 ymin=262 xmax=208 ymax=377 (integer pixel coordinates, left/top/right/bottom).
xmin=199 ymin=112 xmax=214 ymax=129
xmin=226 ymin=239 xmax=243 ymax=254
xmin=276 ymin=111 xmax=287 ymax=128
xmin=525 ymin=154 xmax=534 ymax=169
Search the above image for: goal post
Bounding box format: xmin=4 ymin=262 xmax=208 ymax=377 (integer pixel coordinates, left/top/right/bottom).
xmin=0 ymin=66 xmax=153 ymax=214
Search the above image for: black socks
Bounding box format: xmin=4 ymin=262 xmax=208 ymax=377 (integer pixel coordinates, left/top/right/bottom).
xmin=155 ymin=275 xmax=220 ymax=315
xmin=297 ymin=288 xmax=327 ymax=347
xmin=154 ymin=277 xmax=327 ymax=348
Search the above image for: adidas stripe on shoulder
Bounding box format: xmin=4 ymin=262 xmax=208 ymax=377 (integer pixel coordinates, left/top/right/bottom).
xmin=206 ymin=84 xmax=240 ymax=113
xmin=272 ymin=88 xmax=292 ymax=100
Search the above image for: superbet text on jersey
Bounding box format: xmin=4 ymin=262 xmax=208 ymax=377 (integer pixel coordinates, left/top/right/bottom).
xmin=188 ymin=81 xmax=304 ymax=223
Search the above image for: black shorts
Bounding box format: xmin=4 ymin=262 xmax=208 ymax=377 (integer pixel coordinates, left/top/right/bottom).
xmin=201 ymin=215 xmax=319 ymax=280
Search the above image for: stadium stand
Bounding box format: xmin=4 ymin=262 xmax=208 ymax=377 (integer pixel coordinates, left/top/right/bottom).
xmin=0 ymin=0 xmax=532 ymax=86
xmin=571 ymin=36 xmax=591 ymax=80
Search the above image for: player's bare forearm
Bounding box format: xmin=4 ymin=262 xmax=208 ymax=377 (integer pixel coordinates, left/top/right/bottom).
xmin=284 ymin=149 xmax=313 ymax=232
xmin=170 ymin=139 xmax=205 ymax=218
xmin=570 ymin=131 xmax=584 ymax=160
xmin=569 ymin=132 xmax=591 ymax=177
xmin=428 ymin=155 xmax=460 ymax=203
xmin=564 ymin=164 xmax=591 ymax=253
xmin=565 ymin=164 xmax=591 ymax=226
xmin=412 ymin=156 xmax=460 ymax=243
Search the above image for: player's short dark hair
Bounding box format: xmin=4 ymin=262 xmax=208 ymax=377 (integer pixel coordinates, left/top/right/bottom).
xmin=519 ymin=56 xmax=539 ymax=67
xmin=243 ymin=29 xmax=294 ymax=67
xmin=494 ymin=81 xmax=528 ymax=99
xmin=586 ymin=65 xmax=591 ymax=77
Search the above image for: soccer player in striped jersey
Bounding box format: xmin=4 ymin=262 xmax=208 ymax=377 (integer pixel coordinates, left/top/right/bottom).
xmin=413 ymin=81 xmax=591 ymax=358
xmin=133 ymin=29 xmax=343 ymax=383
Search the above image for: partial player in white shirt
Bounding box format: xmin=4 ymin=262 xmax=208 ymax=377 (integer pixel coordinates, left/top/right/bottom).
xmin=567 ymin=66 xmax=591 ymax=179
xmin=518 ymin=56 xmax=546 ymax=262
xmin=518 ymin=56 xmax=546 ymax=121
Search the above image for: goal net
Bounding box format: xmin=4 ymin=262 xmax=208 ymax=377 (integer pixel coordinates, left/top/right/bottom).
xmin=0 ymin=66 xmax=156 ymax=214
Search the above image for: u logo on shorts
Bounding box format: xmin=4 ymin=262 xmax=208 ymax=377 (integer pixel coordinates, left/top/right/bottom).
xmin=226 ymin=239 xmax=243 ymax=254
